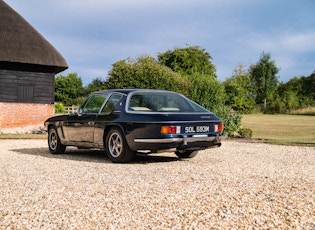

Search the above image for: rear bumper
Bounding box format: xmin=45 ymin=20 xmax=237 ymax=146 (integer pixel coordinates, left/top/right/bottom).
xmin=134 ymin=135 xmax=223 ymax=145
xmin=132 ymin=134 xmax=224 ymax=152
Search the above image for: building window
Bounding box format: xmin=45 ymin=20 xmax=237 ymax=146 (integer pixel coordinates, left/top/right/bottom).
xmin=18 ymin=85 xmax=34 ymax=102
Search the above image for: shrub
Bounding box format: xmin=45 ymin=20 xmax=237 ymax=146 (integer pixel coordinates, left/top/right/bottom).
xmin=55 ymin=102 xmax=65 ymax=113
xmin=238 ymin=128 xmax=253 ymax=138
xmin=213 ymin=105 xmax=242 ymax=137
xmin=187 ymin=74 xmax=225 ymax=111
xmin=106 ymin=56 xmax=191 ymax=96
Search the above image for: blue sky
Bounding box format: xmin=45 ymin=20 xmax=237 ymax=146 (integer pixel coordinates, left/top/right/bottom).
xmin=5 ymin=0 xmax=315 ymax=86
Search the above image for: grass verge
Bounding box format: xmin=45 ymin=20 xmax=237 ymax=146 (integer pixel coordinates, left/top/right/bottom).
xmin=0 ymin=133 xmax=47 ymax=139
xmin=242 ymin=114 xmax=315 ymax=146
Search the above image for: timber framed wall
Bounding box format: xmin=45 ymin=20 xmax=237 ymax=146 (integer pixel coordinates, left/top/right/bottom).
xmin=0 ymin=69 xmax=55 ymax=104
xmin=0 ymin=69 xmax=55 ymax=133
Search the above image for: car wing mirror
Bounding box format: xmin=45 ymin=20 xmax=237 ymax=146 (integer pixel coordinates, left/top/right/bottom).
xmin=76 ymin=108 xmax=83 ymax=116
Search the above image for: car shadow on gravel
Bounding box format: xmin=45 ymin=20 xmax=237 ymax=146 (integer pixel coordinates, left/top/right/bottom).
xmin=133 ymin=153 xmax=180 ymax=164
xmin=11 ymin=147 xmax=180 ymax=164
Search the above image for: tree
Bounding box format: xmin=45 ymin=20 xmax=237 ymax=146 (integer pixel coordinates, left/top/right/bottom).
xmin=250 ymin=52 xmax=279 ymax=112
xmin=267 ymin=72 xmax=315 ymax=113
xmin=187 ymin=73 xmax=225 ymax=111
xmin=284 ymin=73 xmax=315 ymax=107
xmin=224 ymin=65 xmax=256 ymax=113
xmin=157 ymin=46 xmax=226 ymax=110
xmin=157 ymin=46 xmax=216 ymax=77
xmin=85 ymin=77 xmax=107 ymax=94
xmin=268 ymin=84 xmax=299 ymax=113
xmin=306 ymin=71 xmax=315 ymax=101
xmin=55 ymin=73 xmax=84 ymax=105
xmin=105 ymin=56 xmax=191 ymax=96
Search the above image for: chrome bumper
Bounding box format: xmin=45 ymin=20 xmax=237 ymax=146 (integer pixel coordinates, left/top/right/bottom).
xmin=134 ymin=135 xmax=223 ymax=145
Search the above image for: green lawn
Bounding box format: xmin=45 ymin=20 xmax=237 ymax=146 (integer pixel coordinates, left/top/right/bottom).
xmin=242 ymin=114 xmax=315 ymax=146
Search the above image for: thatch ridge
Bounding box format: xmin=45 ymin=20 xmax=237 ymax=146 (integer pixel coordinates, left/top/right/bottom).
xmin=0 ymin=0 xmax=68 ymax=73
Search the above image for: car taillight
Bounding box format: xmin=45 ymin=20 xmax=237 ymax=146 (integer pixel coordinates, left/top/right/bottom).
xmin=215 ymin=123 xmax=224 ymax=133
xmin=161 ymin=126 xmax=181 ymax=134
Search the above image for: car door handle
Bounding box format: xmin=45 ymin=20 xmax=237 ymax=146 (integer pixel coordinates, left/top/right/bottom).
xmin=88 ymin=121 xmax=95 ymax=126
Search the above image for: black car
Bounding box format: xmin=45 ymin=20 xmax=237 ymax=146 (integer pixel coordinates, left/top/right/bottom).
xmin=45 ymin=89 xmax=224 ymax=163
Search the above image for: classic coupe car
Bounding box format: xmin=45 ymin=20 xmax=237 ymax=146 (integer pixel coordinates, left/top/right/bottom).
xmin=45 ymin=89 xmax=224 ymax=163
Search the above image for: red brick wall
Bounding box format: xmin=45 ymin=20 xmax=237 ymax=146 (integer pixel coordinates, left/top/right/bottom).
xmin=0 ymin=102 xmax=54 ymax=132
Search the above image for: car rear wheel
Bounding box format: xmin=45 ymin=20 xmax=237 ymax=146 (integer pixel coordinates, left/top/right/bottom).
xmin=175 ymin=150 xmax=198 ymax=158
xmin=105 ymin=127 xmax=135 ymax=163
xmin=48 ymin=127 xmax=66 ymax=154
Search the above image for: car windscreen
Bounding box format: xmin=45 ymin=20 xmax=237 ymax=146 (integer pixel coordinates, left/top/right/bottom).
xmin=127 ymin=91 xmax=209 ymax=113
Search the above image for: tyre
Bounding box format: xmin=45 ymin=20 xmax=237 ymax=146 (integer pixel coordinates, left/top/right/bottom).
xmin=105 ymin=127 xmax=135 ymax=163
xmin=175 ymin=150 xmax=198 ymax=158
xmin=48 ymin=127 xmax=66 ymax=154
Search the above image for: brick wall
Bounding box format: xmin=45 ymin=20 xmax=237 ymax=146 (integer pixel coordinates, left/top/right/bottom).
xmin=0 ymin=102 xmax=54 ymax=133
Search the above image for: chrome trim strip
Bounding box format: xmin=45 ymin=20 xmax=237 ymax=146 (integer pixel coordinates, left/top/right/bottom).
xmin=135 ymin=138 xmax=183 ymax=143
xmin=134 ymin=136 xmax=221 ymax=144
xmin=122 ymin=120 xmax=221 ymax=124
xmin=126 ymin=111 xmax=213 ymax=115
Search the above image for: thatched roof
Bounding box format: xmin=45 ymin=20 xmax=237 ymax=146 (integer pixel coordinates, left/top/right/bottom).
xmin=0 ymin=0 xmax=68 ymax=73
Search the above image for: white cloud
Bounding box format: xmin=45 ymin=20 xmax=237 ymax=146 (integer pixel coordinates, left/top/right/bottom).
xmin=247 ymin=30 xmax=315 ymax=57
xmin=281 ymin=31 xmax=315 ymax=53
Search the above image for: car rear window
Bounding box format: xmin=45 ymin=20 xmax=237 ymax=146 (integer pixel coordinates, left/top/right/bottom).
xmin=127 ymin=91 xmax=209 ymax=113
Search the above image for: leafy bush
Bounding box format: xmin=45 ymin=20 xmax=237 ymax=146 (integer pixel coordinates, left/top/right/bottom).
xmin=106 ymin=56 xmax=191 ymax=96
xmin=213 ymin=106 xmax=242 ymax=137
xmin=55 ymin=102 xmax=65 ymax=113
xmin=70 ymin=96 xmax=86 ymax=107
xmin=223 ymin=68 xmax=256 ymax=113
xmin=187 ymin=74 xmax=225 ymax=111
xmin=55 ymin=73 xmax=84 ymax=105
xmin=238 ymin=128 xmax=253 ymax=138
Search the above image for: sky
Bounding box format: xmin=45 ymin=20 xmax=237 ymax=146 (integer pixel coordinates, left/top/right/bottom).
xmin=5 ymin=0 xmax=315 ymax=86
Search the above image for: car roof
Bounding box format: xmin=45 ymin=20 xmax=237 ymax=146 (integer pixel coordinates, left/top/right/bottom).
xmin=92 ymin=89 xmax=177 ymax=96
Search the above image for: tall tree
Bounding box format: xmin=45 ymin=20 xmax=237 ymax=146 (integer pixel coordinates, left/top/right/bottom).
xmin=224 ymin=65 xmax=256 ymax=113
xmin=157 ymin=46 xmax=216 ymax=77
xmin=250 ymin=52 xmax=279 ymax=112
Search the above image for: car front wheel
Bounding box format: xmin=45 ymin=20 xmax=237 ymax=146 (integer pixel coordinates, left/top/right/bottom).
xmin=105 ymin=127 xmax=135 ymax=163
xmin=48 ymin=127 xmax=66 ymax=154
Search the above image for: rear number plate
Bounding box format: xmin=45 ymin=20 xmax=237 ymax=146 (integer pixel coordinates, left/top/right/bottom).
xmin=185 ymin=126 xmax=210 ymax=133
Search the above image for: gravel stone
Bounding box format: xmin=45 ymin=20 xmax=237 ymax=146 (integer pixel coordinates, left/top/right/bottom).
xmin=0 ymin=139 xmax=314 ymax=229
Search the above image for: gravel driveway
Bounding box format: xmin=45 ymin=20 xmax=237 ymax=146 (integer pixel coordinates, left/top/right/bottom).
xmin=1 ymin=139 xmax=314 ymax=229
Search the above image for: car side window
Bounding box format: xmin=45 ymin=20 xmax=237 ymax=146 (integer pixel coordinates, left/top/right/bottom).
xmin=101 ymin=94 xmax=123 ymax=114
xmin=82 ymin=95 xmax=107 ymax=113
